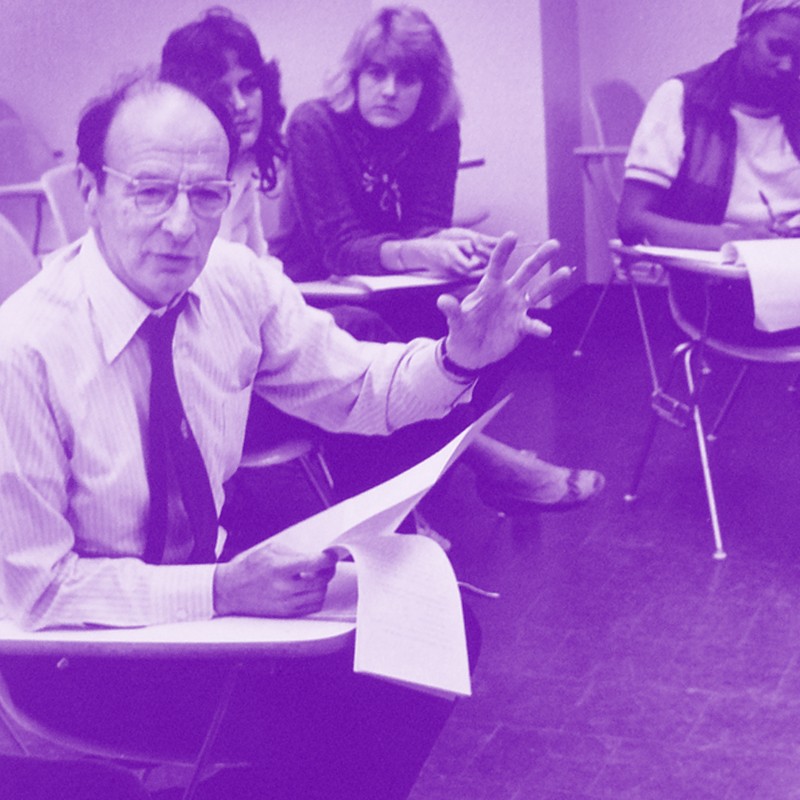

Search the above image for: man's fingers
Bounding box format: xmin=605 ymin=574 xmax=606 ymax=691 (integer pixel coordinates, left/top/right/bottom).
xmin=484 ymin=232 xmax=519 ymax=280
xmin=509 ymin=239 xmax=561 ymax=289
xmin=522 ymin=317 xmax=553 ymax=338
xmin=436 ymin=292 xmax=460 ymax=321
xmin=522 ymin=265 xmax=574 ymax=306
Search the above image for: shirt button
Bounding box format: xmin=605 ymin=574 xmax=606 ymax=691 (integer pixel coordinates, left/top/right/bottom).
xmin=180 ymin=419 xmax=190 ymax=439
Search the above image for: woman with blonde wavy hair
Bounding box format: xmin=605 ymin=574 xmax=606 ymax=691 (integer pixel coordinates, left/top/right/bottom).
xmin=271 ymin=5 xmax=605 ymax=513
xmin=270 ymin=4 xmax=498 ymax=281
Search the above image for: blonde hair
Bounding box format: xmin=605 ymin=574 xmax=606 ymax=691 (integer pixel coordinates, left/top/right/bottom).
xmin=325 ymin=5 xmax=461 ymax=131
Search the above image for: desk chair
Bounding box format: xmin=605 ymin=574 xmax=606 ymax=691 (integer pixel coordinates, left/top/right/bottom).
xmin=0 ymin=614 xmax=355 ymax=800
xmin=239 ymin=436 xmax=335 ymax=509
xmin=0 ymin=212 xmax=39 ymax=301
xmin=572 ymin=80 xmax=662 ymax=365
xmin=0 ymin=754 xmax=151 ymax=800
xmin=40 ymin=164 xmax=87 ymax=247
xmin=0 ymin=117 xmax=62 ymax=253
xmin=622 ymin=246 xmax=800 ymax=560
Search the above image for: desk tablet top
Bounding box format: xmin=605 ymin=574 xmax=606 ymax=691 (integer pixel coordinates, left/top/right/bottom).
xmin=0 ymin=565 xmax=358 ymax=659
xmin=0 ymin=615 xmax=355 ymax=660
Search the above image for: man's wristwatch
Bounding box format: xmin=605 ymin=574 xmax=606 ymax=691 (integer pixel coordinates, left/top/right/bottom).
xmin=437 ymin=338 xmax=482 ymax=383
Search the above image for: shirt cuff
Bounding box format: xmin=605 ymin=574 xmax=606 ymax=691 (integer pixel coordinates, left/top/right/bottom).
xmin=148 ymin=563 xmax=217 ymax=623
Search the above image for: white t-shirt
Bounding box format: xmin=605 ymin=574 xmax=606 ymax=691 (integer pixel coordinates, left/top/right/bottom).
xmin=625 ymin=78 xmax=800 ymax=225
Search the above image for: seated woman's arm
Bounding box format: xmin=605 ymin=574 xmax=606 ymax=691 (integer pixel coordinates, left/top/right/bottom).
xmin=286 ymin=102 xmax=495 ymax=278
xmin=617 ymin=178 xmax=773 ymax=249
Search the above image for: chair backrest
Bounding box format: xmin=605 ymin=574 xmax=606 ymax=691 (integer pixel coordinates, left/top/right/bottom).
xmin=586 ymin=79 xmax=645 ymax=206
xmin=40 ymin=164 xmax=87 ymax=247
xmin=0 ymin=118 xmax=57 ymax=185
xmin=0 ymin=212 xmax=39 ymax=303
xmin=590 ymin=80 xmax=646 ymax=148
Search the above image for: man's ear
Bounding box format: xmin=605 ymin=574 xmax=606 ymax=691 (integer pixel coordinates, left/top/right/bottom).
xmin=77 ymin=163 xmax=99 ymax=223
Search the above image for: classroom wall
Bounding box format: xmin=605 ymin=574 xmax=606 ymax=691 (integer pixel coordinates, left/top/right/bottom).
xmin=0 ymin=0 xmax=369 ymax=158
xmin=576 ymin=0 xmax=741 ymax=282
xmin=373 ymin=0 xmax=551 ymax=256
xmin=1 ymin=0 xmax=550 ymax=258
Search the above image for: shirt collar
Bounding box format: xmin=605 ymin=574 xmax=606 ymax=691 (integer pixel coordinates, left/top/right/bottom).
xmin=80 ymin=229 xmax=202 ymax=363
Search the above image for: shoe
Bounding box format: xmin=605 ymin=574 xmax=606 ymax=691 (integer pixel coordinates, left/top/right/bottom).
xmin=477 ymin=451 xmax=605 ymax=514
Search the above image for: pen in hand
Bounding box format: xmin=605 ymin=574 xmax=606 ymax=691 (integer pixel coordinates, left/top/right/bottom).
xmin=758 ymin=189 xmax=800 ymax=237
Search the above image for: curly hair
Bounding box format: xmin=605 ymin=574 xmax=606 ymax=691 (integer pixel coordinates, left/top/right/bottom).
xmin=325 ymin=5 xmax=462 ymax=131
xmin=160 ymin=6 xmax=286 ymax=192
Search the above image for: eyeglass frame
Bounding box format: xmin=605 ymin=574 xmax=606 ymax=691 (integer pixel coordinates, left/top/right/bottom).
xmin=100 ymin=165 xmax=234 ymax=220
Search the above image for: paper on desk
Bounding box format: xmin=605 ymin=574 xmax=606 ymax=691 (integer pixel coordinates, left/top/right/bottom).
xmin=633 ymin=244 xmax=723 ymax=265
xmin=262 ymin=397 xmax=510 ymax=698
xmin=722 ymin=239 xmax=800 ymax=332
xmin=334 ymin=273 xmax=466 ymax=292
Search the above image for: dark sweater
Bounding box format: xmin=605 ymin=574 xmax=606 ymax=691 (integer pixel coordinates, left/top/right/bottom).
xmin=270 ymin=99 xmax=460 ymax=281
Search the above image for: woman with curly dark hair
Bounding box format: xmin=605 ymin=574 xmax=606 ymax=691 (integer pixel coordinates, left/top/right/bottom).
xmin=160 ymin=6 xmax=286 ymax=256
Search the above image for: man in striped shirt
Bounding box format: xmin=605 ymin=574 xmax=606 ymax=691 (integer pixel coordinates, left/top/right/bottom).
xmin=0 ymin=76 xmax=568 ymax=798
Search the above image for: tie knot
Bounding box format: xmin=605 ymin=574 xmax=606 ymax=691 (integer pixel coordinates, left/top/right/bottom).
xmin=141 ymin=295 xmax=188 ymax=345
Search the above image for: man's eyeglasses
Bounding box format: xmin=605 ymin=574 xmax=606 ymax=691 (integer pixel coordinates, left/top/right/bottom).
xmin=101 ymin=166 xmax=234 ymax=220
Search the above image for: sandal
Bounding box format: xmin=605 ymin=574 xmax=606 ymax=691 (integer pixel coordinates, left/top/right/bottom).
xmin=477 ymin=453 xmax=605 ymax=514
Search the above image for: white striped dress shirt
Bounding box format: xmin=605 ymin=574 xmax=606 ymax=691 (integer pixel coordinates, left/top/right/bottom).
xmin=0 ymin=231 xmax=472 ymax=630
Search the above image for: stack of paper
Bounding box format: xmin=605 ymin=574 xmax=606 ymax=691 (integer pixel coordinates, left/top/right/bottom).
xmin=259 ymin=397 xmax=510 ymax=699
xmin=721 ymin=239 xmax=800 ymax=332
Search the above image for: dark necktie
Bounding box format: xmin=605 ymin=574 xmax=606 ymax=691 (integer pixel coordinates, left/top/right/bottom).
xmin=142 ymin=298 xmax=218 ymax=564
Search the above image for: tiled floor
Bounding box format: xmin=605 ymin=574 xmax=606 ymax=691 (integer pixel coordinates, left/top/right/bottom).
xmin=409 ymin=284 xmax=800 ymax=800
xmin=4 ymin=284 xmax=800 ymax=799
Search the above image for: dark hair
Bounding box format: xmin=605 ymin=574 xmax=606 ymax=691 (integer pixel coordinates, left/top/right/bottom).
xmin=325 ymin=5 xmax=461 ymax=131
xmin=160 ymin=6 xmax=286 ymax=192
xmin=77 ymin=72 xmax=238 ymax=189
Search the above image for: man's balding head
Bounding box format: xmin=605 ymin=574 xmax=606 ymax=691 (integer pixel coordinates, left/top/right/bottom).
xmin=78 ymin=78 xmax=235 ymax=307
xmin=77 ymin=75 xmax=239 ymax=188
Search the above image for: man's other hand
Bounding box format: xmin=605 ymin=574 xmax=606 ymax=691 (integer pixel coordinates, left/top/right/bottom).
xmin=213 ymin=542 xmax=337 ymax=618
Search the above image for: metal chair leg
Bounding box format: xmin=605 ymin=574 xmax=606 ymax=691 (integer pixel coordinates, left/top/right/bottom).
xmin=625 ymin=409 xmax=660 ymax=503
xmin=683 ymin=347 xmax=726 ymax=560
xmin=181 ymin=663 xmax=243 ymax=800
xmin=299 ymin=451 xmax=335 ymax=508
xmin=626 ymin=342 xmax=689 ymax=501
xmin=628 ymin=278 xmax=661 ymax=394
xmin=706 ymin=364 xmax=749 ymax=442
xmin=572 ymin=269 xmax=616 ymax=357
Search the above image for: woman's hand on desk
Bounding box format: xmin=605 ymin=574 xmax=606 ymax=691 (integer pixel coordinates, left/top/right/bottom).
xmin=213 ymin=542 xmax=337 ymax=618
xmin=382 ymin=229 xmax=499 ymax=278
xmin=430 ymin=228 xmax=500 ymax=262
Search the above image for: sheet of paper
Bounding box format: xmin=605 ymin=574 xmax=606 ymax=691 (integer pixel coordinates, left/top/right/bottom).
xmin=341 ymin=274 xmax=456 ymax=291
xmin=258 ymin=397 xmax=510 ymax=696
xmin=296 ymin=279 xmax=368 ymax=300
xmin=344 ymin=533 xmax=470 ymax=699
xmin=722 ymin=239 xmax=800 ymax=332
xmin=335 ymin=273 xmax=472 ymax=292
xmin=633 ymin=244 xmax=723 ymax=265
xmin=265 ymin=396 xmax=509 ymax=555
